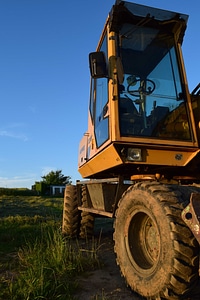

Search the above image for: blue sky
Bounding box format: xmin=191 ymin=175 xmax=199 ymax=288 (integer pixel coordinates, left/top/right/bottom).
xmin=0 ymin=0 xmax=199 ymax=188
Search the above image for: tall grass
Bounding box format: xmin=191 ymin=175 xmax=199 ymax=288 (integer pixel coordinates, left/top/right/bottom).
xmin=0 ymin=196 xmax=101 ymax=300
xmin=3 ymin=226 xmax=100 ymax=300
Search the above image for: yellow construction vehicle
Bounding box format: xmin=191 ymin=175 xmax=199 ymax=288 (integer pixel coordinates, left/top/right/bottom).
xmin=63 ymin=1 xmax=200 ymax=299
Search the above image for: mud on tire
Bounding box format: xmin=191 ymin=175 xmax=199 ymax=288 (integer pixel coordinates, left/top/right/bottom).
xmin=114 ymin=181 xmax=199 ymax=299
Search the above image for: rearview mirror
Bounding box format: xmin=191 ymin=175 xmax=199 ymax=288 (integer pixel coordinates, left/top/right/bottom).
xmin=89 ymin=52 xmax=108 ymax=78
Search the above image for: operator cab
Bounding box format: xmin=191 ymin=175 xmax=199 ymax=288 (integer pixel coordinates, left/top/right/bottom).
xmin=89 ymin=1 xmax=191 ymax=141
xmin=79 ymin=1 xmax=199 ymax=179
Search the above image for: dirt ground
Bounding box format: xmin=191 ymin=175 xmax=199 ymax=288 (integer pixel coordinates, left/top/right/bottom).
xmin=74 ymin=218 xmax=144 ymax=300
xmin=74 ymin=218 xmax=200 ymax=300
xmin=75 ymin=236 xmax=143 ymax=300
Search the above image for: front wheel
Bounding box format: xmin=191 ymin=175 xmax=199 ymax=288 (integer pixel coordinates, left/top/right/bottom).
xmin=114 ymin=182 xmax=199 ymax=299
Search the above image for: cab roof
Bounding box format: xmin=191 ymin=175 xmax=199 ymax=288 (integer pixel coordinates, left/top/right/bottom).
xmin=109 ymin=1 xmax=188 ymax=43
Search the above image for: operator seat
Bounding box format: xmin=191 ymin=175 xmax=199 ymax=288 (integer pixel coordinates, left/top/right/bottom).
xmin=119 ymin=97 xmax=142 ymax=136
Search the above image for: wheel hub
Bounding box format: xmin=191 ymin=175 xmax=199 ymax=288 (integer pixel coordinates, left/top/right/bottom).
xmin=126 ymin=211 xmax=160 ymax=270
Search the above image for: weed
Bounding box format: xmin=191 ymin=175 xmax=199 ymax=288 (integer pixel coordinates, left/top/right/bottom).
xmin=5 ymin=227 xmax=100 ymax=300
xmin=93 ymin=289 xmax=109 ymax=300
xmin=0 ymin=196 xmax=101 ymax=300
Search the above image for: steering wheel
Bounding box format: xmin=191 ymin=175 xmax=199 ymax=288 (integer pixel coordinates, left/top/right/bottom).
xmin=127 ymin=77 xmax=156 ymax=97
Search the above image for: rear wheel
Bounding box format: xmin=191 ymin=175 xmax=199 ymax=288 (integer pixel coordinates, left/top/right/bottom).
xmin=62 ymin=185 xmax=80 ymax=237
xmin=79 ymin=186 xmax=95 ymax=239
xmin=114 ymin=181 xmax=199 ymax=299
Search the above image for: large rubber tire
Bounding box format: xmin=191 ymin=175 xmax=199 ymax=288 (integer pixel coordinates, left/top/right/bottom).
xmin=114 ymin=181 xmax=199 ymax=299
xmin=79 ymin=186 xmax=95 ymax=239
xmin=62 ymin=185 xmax=80 ymax=237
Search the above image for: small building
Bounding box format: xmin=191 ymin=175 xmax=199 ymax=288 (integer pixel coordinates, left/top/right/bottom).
xmin=50 ymin=185 xmax=65 ymax=196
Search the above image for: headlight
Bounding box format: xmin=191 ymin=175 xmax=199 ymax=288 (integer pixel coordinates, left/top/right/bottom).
xmin=127 ymin=148 xmax=142 ymax=161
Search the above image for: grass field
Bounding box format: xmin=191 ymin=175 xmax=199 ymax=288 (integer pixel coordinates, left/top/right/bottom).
xmin=0 ymin=195 xmax=100 ymax=300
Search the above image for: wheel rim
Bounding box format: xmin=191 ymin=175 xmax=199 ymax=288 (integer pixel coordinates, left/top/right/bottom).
xmin=126 ymin=210 xmax=161 ymax=271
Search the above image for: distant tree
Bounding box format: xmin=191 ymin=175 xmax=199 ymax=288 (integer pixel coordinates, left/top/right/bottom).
xmin=41 ymin=170 xmax=71 ymax=185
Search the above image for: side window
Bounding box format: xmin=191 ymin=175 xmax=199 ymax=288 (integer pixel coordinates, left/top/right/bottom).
xmin=89 ymin=78 xmax=95 ymax=123
xmin=95 ymin=76 xmax=108 ymax=147
xmin=90 ymin=35 xmax=109 ymax=148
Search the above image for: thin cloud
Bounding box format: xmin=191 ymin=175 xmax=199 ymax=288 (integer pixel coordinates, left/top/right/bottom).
xmin=0 ymin=130 xmax=28 ymax=141
xmin=0 ymin=123 xmax=28 ymax=141
xmin=0 ymin=175 xmax=36 ymax=188
xmin=5 ymin=122 xmax=25 ymax=129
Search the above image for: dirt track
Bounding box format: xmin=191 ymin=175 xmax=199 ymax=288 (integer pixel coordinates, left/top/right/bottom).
xmin=75 ymin=236 xmax=143 ymax=299
xmin=74 ymin=218 xmax=144 ymax=300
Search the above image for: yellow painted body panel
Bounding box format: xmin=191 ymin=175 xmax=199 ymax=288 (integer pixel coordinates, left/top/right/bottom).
xmin=138 ymin=148 xmax=200 ymax=166
xmin=79 ymin=144 xmax=122 ymax=178
xmin=79 ymin=142 xmax=200 ymax=178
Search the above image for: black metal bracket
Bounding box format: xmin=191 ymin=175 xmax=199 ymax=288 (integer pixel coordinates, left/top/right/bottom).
xmin=182 ymin=193 xmax=200 ymax=244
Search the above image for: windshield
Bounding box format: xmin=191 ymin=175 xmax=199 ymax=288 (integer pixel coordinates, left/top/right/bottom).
xmin=118 ymin=23 xmax=191 ymax=141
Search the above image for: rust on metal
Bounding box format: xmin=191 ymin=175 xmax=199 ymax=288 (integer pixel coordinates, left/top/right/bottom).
xmin=182 ymin=193 xmax=200 ymax=244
